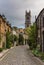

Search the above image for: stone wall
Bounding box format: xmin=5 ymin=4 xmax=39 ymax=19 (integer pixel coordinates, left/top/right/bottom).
xmin=0 ymin=15 xmax=12 ymax=48
xmin=36 ymin=8 xmax=44 ymax=52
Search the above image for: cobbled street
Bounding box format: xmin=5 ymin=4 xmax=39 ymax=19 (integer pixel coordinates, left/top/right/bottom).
xmin=0 ymin=45 xmax=43 ymax=65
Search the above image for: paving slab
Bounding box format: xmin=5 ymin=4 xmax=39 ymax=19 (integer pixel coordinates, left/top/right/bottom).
xmin=0 ymin=45 xmax=44 ymax=65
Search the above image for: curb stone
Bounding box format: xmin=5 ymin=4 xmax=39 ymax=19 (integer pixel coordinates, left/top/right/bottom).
xmin=0 ymin=47 xmax=14 ymax=59
xmin=29 ymin=50 xmax=44 ymax=65
xmin=0 ymin=49 xmax=9 ymax=59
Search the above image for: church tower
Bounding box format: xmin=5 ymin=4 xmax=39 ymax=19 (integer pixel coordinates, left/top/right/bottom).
xmin=25 ymin=10 xmax=31 ymax=28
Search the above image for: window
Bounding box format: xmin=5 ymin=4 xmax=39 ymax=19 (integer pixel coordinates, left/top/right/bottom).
xmin=43 ymin=17 xmax=44 ymax=27
xmin=27 ymin=24 xmax=29 ymax=27
xmin=26 ymin=16 xmax=29 ymax=19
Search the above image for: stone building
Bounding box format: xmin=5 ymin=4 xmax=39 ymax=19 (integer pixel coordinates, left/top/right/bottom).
xmin=36 ymin=8 xmax=44 ymax=52
xmin=25 ymin=10 xmax=31 ymax=28
xmin=6 ymin=22 xmax=12 ymax=33
xmin=0 ymin=15 xmax=12 ymax=48
xmin=0 ymin=15 xmax=6 ymax=48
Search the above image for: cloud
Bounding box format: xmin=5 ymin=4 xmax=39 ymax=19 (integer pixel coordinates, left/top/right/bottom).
xmin=0 ymin=0 xmax=44 ymax=28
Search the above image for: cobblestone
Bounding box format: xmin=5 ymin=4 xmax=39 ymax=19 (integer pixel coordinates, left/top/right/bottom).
xmin=0 ymin=45 xmax=44 ymax=65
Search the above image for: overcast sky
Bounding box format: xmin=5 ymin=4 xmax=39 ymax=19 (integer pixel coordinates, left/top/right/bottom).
xmin=0 ymin=0 xmax=44 ymax=28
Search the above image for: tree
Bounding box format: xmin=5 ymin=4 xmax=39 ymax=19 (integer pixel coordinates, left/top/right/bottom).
xmin=26 ymin=23 xmax=37 ymax=49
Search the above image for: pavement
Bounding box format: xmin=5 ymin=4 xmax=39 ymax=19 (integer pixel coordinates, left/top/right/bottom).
xmin=0 ymin=45 xmax=44 ymax=65
xmin=0 ymin=47 xmax=14 ymax=59
xmin=0 ymin=49 xmax=9 ymax=59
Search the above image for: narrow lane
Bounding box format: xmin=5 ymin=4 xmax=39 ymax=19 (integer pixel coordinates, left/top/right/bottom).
xmin=0 ymin=45 xmax=43 ymax=65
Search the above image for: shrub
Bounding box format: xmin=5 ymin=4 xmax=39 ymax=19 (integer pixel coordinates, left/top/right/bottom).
xmin=6 ymin=42 xmax=12 ymax=49
xmin=40 ymin=53 xmax=44 ymax=61
xmin=6 ymin=31 xmax=13 ymax=49
xmin=0 ymin=48 xmax=3 ymax=52
xmin=32 ymin=49 xmax=44 ymax=61
xmin=32 ymin=43 xmax=37 ymax=49
xmin=27 ymin=39 xmax=37 ymax=50
xmin=18 ymin=33 xmax=24 ymax=45
xmin=27 ymin=39 xmax=32 ymax=46
xmin=14 ymin=35 xmax=18 ymax=41
xmin=32 ymin=49 xmax=40 ymax=57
